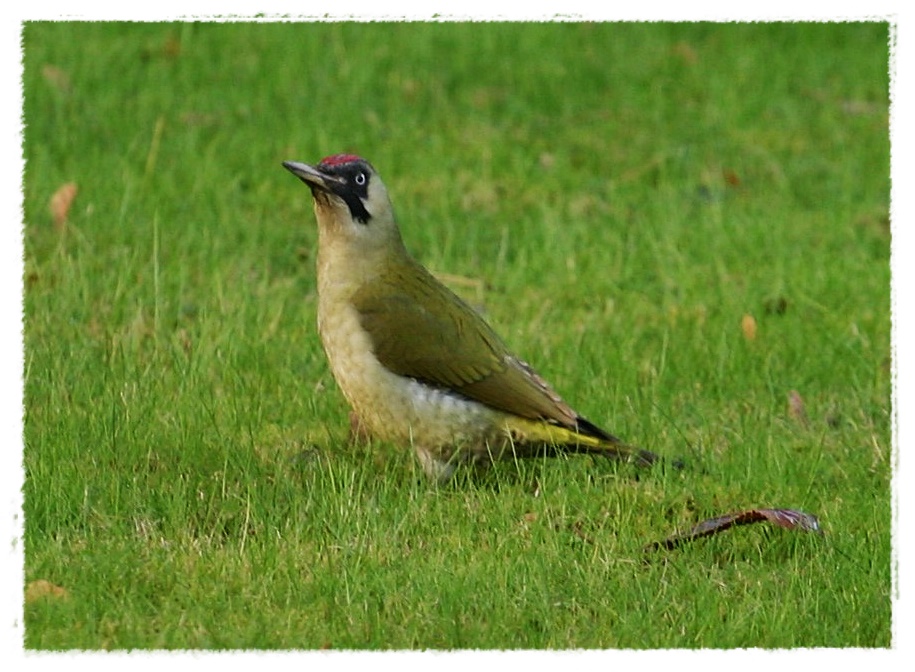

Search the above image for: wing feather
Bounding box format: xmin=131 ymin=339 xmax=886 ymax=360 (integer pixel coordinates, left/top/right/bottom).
xmin=351 ymin=264 xmax=581 ymax=428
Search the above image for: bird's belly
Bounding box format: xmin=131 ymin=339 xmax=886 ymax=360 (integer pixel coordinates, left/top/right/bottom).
xmin=318 ymin=302 xmax=506 ymax=457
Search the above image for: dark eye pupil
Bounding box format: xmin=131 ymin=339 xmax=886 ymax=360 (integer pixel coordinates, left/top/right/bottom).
xmin=355 ymin=172 xmax=366 ymax=186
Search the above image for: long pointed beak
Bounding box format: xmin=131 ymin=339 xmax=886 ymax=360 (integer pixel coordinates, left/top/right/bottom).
xmin=282 ymin=160 xmax=345 ymax=192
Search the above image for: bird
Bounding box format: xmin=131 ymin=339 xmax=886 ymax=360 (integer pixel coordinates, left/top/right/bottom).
xmin=282 ymin=154 xmax=661 ymax=481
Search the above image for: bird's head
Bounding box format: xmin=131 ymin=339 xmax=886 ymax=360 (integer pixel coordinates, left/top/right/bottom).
xmin=283 ymin=154 xmax=404 ymax=250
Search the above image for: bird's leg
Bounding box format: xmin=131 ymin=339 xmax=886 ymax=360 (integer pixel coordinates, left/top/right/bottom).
xmin=348 ymin=410 xmax=373 ymax=445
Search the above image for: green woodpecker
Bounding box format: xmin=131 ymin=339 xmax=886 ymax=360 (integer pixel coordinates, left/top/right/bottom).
xmin=283 ymin=154 xmax=659 ymax=481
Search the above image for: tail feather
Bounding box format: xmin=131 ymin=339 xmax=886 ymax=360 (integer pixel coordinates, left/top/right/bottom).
xmin=572 ymin=416 xmax=663 ymax=468
xmin=507 ymin=415 xmax=665 ymax=468
xmin=573 ymin=416 xmax=624 ymax=443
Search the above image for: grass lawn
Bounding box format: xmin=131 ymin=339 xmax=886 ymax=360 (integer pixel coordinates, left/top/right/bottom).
xmin=20 ymin=21 xmax=892 ymax=649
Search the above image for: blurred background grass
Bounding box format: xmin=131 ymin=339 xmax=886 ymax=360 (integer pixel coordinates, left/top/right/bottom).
xmin=22 ymin=21 xmax=891 ymax=649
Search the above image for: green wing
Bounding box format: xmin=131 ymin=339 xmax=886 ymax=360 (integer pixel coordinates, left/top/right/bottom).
xmin=350 ymin=263 xmax=581 ymax=428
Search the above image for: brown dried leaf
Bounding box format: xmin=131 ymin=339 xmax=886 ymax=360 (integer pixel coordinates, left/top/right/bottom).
xmin=722 ymin=168 xmax=741 ymax=187
xmin=162 ymin=35 xmax=182 ymax=59
xmin=787 ymin=390 xmax=809 ymax=426
xmin=741 ymin=313 xmax=757 ymax=341
xmin=672 ymin=41 xmax=698 ymax=65
xmin=25 ymin=579 xmax=69 ymax=603
xmin=646 ymin=507 xmax=822 ymax=552
xmin=49 ymin=182 xmax=78 ymax=230
xmin=42 ymin=64 xmax=71 ymax=92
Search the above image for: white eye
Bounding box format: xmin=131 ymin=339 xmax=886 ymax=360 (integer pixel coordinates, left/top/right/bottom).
xmin=355 ymin=171 xmax=367 ymax=186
